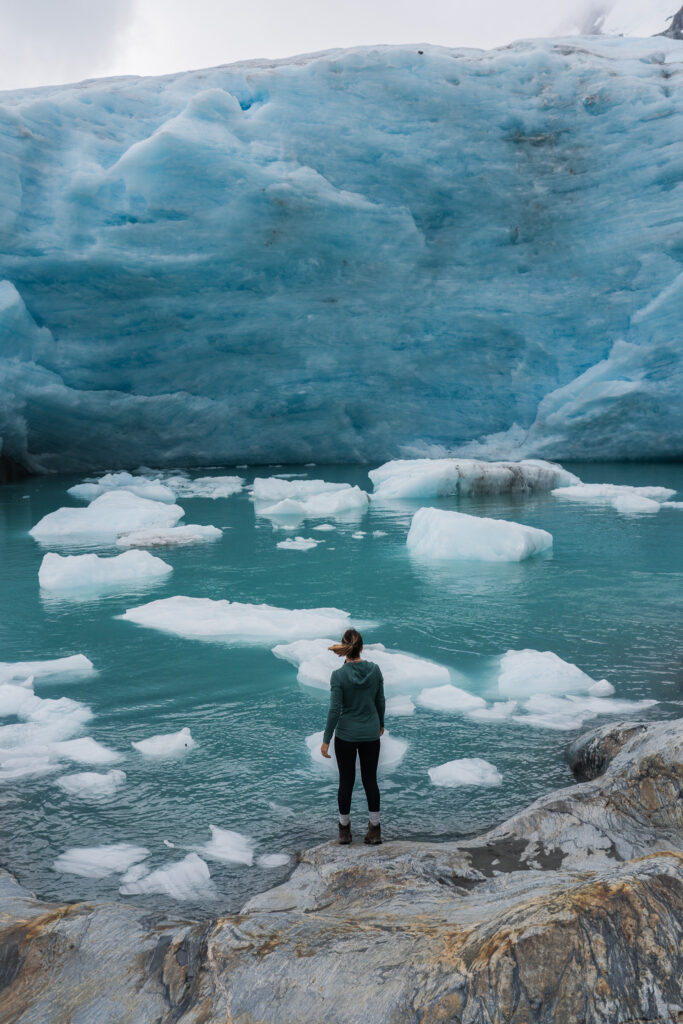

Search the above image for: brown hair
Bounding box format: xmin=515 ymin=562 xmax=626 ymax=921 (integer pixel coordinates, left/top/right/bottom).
xmin=329 ymin=628 xmax=363 ymax=660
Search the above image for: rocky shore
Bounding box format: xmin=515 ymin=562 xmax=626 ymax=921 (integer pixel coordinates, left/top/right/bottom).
xmin=1 ymin=718 xmax=681 ymax=1024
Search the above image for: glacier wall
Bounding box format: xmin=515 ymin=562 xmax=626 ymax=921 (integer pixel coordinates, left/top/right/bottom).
xmin=0 ymin=37 xmax=681 ymax=471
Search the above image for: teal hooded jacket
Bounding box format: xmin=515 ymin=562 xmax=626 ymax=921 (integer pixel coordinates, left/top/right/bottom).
xmin=323 ymin=660 xmax=385 ymax=744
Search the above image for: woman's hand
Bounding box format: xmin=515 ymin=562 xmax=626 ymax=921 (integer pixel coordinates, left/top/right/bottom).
xmin=321 ymin=742 xmax=331 ymax=759
xmin=380 ymin=728 xmax=385 ymax=736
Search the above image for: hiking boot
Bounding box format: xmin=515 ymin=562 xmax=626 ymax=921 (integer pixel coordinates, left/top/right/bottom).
xmin=338 ymin=822 xmax=352 ymax=845
xmin=364 ymin=822 xmax=382 ymax=845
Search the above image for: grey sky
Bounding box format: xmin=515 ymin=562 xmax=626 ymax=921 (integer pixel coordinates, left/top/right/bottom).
xmin=0 ymin=0 xmax=675 ymax=91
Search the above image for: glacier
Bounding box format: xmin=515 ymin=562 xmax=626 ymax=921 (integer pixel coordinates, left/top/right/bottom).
xmin=0 ymin=36 xmax=682 ymax=471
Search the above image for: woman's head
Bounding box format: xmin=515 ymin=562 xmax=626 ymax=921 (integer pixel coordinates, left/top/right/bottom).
xmin=329 ymin=628 xmax=363 ymax=660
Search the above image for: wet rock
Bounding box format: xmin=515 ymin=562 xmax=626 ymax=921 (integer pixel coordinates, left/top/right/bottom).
xmin=1 ymin=719 xmax=681 ymax=1023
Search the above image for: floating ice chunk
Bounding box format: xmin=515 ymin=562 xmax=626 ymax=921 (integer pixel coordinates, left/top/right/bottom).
xmin=257 ymin=853 xmax=291 ymax=868
xmin=465 ymin=701 xmax=518 ymax=723
xmin=258 ymin=486 xmax=369 ymax=522
xmin=272 ymin=638 xmax=450 ymax=691
xmin=53 ymin=737 xmax=121 ymax=764
xmin=117 ymin=524 xmax=222 ymax=548
xmin=122 ymin=596 xmax=354 ymax=644
xmin=407 ymin=508 xmax=553 ymax=562
xmin=276 ymin=536 xmax=322 ymax=551
xmin=39 ymin=550 xmax=172 ymax=593
xmin=0 ymin=654 xmax=94 ymax=686
xmin=498 ymin=650 xmax=610 ymax=698
xmin=119 ymin=853 xmax=213 ymax=900
xmin=252 ymin=478 xmax=349 ymax=502
xmin=54 ymin=843 xmax=149 ymax=878
xmin=351 ymin=531 xmax=366 ymax=539
xmin=370 ymin=458 xmax=579 ymax=500
xmin=198 ymin=825 xmax=254 ymax=866
xmin=416 ymin=684 xmax=486 ymax=713
xmin=131 ymin=726 xmax=196 ymax=758
xmin=386 ymin=695 xmax=415 ymax=716
xmin=662 ymin=501 xmax=683 ymax=509
xmin=589 ymin=679 xmax=615 ymax=697
xmin=313 ymin=524 xmax=336 ymax=532
xmin=428 ymin=758 xmax=502 ymax=788
xmin=30 ymin=491 xmax=184 ymax=544
xmin=305 ymin=730 xmax=407 ymax=771
xmin=68 ymin=472 xmax=177 ymax=504
xmin=372 ymin=530 xmax=387 ymax=537
xmin=514 ymin=692 xmax=658 ymax=731
xmin=170 ymin=476 xmax=244 ymax=499
xmin=0 ymin=752 xmax=57 ymax=781
xmin=551 ymin=483 xmax=675 ymax=514
xmin=55 ymin=769 xmax=126 ymax=799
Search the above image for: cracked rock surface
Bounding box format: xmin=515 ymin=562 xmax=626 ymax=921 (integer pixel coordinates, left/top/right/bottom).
xmin=1 ymin=719 xmax=681 ymax=1023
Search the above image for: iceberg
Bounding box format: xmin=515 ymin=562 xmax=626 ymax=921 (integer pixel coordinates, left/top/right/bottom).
xmin=252 ymin=478 xmax=349 ymax=502
xmin=68 ymin=472 xmax=177 ymax=504
xmin=197 ymin=825 xmax=255 ymax=866
xmin=55 ymin=769 xmax=126 ymax=799
xmin=131 ymin=726 xmax=196 ymax=758
xmin=551 ymin=483 xmax=676 ymax=514
xmin=305 ymin=730 xmax=407 ymax=771
xmin=370 ymin=458 xmax=579 ymax=501
xmin=255 ymin=485 xmax=369 ymax=523
xmin=117 ymin=524 xmax=222 ymax=548
xmin=428 ymin=758 xmax=502 ymax=788
xmin=119 ymin=853 xmax=214 ymax=900
xmin=53 ymin=843 xmax=149 ymax=879
xmin=30 ymin=491 xmax=184 ymax=544
xmin=0 ymin=654 xmax=94 ymax=685
xmin=498 ymin=649 xmax=612 ymax=698
xmin=38 ymin=550 xmax=172 ymax=593
xmin=122 ymin=596 xmax=355 ymax=644
xmin=416 ymin=684 xmax=486 ymax=713
xmin=272 ymin=637 xmax=451 ymax=691
xmin=1 ymin=40 xmax=681 ymax=472
xmin=407 ymin=508 xmax=553 ymax=562
xmin=276 ymin=536 xmax=323 ymax=551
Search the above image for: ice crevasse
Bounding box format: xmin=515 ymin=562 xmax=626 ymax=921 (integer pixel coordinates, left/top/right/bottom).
xmin=0 ymin=36 xmax=682 ymax=471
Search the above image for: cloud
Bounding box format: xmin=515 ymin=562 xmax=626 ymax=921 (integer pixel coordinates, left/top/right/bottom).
xmin=0 ymin=0 xmax=136 ymax=90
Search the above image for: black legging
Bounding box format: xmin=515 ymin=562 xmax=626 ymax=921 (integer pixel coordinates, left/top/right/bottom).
xmin=334 ymin=737 xmax=381 ymax=815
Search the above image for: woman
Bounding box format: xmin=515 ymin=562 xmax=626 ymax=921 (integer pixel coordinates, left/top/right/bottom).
xmin=321 ymin=628 xmax=385 ymax=845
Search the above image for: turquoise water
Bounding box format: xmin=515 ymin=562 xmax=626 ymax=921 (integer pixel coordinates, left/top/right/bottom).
xmin=1 ymin=462 xmax=681 ymax=916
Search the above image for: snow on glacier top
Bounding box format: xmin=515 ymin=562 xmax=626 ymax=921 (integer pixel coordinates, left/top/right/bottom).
xmin=1 ymin=37 xmax=681 ymax=469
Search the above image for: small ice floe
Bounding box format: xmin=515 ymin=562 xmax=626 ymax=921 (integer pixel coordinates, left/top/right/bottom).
xmin=551 ymin=483 xmax=675 ymax=515
xmin=272 ymin=638 xmax=450 ymax=691
xmin=131 ymin=726 xmax=196 ymax=758
xmin=465 ymin=701 xmax=518 ymax=723
xmin=38 ymin=550 xmax=172 ymax=595
xmin=428 ymin=758 xmax=502 ymax=788
xmin=385 ymin=695 xmax=415 ymax=716
xmin=305 ymin=730 xmax=407 ymax=771
xmin=55 ymin=769 xmax=126 ymax=799
xmin=52 ymin=737 xmax=122 ymax=764
xmin=119 ymin=852 xmax=213 ymax=900
xmin=257 ymin=853 xmax=290 ymax=869
xmin=351 ymin=531 xmax=366 ymax=539
xmin=416 ymin=684 xmax=486 ymax=713
xmin=276 ymin=536 xmax=322 ymax=551
xmin=68 ymin=472 xmax=177 ymax=504
xmin=117 ymin=524 xmax=222 ymax=548
xmin=169 ymin=476 xmax=244 ymax=499
xmin=662 ymin=501 xmax=683 ymax=509
xmin=513 ymin=693 xmax=658 ymax=731
xmin=53 ymin=843 xmax=149 ymax=878
xmin=498 ymin=650 xmax=612 ymax=698
xmin=370 ymin=458 xmax=579 ymax=501
xmin=30 ymin=491 xmax=184 ymax=544
xmin=197 ymin=825 xmax=254 ymax=865
xmin=372 ymin=530 xmax=387 ymax=537
xmin=0 ymin=654 xmax=94 ymax=686
xmin=121 ymin=596 xmax=355 ymax=644
xmin=407 ymin=508 xmax=552 ymax=562
xmin=252 ymin=477 xmax=369 ymax=522
xmin=313 ymin=523 xmax=336 ymax=532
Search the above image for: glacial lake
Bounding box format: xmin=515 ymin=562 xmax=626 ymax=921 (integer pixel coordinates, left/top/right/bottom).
xmin=1 ymin=462 xmax=681 ymax=916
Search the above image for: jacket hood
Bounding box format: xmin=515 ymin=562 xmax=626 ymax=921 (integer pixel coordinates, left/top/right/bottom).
xmin=342 ymin=660 xmax=378 ymax=685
